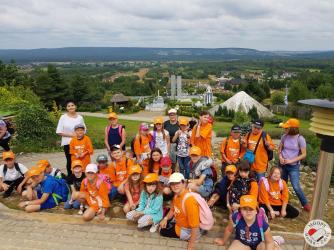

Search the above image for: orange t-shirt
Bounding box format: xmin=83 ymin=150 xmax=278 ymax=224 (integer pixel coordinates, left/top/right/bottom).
xmin=220 ymin=136 xmax=245 ymax=163
xmin=98 ymin=166 xmax=115 ymax=184
xmin=246 ymin=132 xmax=274 ymax=173
xmin=133 ymin=134 xmax=151 ymax=157
xmin=80 ymin=177 xmax=110 ymax=212
xmin=70 ymin=135 xmax=94 ymax=170
xmin=110 ymin=156 xmax=134 ymax=187
xmin=190 ymin=123 xmax=212 ymax=157
xmin=249 ymin=181 xmax=259 ymax=198
xmin=259 ymin=179 xmax=289 ymax=206
xmin=172 ymin=189 xmax=200 ymax=237
xmin=151 ymin=161 xmax=160 ymax=175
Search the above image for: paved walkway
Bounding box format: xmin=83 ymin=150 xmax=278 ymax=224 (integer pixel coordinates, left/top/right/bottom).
xmin=0 ymin=203 xmax=333 ymax=250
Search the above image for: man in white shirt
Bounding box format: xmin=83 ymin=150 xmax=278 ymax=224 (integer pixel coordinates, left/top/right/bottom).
xmin=0 ymin=151 xmax=28 ymax=198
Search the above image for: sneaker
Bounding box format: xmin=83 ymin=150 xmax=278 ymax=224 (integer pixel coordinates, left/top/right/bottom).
xmin=303 ymin=204 xmax=312 ymax=212
xmin=78 ymin=209 xmax=84 ymax=215
xmin=273 ymin=235 xmax=285 ymax=246
xmin=149 ymin=224 xmax=159 ymax=233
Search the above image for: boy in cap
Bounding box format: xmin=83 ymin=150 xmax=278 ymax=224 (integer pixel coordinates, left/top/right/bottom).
xmin=36 ymin=159 xmax=64 ymax=179
xmin=18 ymin=166 xmax=69 ymax=212
xmin=0 ymin=151 xmax=28 ymax=198
xmin=64 ymin=160 xmax=86 ymax=213
xmin=160 ymin=173 xmax=201 ymax=249
xmin=243 ymin=119 xmax=274 ymax=180
xmin=70 ymin=123 xmax=94 ymax=171
xmin=187 ymin=146 xmax=214 ymax=198
xmin=208 ymin=165 xmax=237 ymax=208
xmin=220 ymin=125 xmax=244 ymax=173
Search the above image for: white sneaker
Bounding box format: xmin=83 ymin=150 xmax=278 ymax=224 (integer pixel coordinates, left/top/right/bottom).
xmin=78 ymin=209 xmax=84 ymax=215
xmin=149 ymin=224 xmax=159 ymax=233
xmin=273 ymin=235 xmax=285 ymax=246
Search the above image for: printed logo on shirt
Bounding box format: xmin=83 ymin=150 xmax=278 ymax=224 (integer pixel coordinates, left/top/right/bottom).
xmin=269 ymin=191 xmax=280 ymax=200
xmin=304 ymin=219 xmax=331 ymax=248
xmin=248 ymin=140 xmax=257 ymax=151
xmin=229 ymin=148 xmax=239 ymax=157
xmin=174 ymin=206 xmax=181 ymax=215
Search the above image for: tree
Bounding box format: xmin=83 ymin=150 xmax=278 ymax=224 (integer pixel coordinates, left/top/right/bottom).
xmin=248 ymin=106 xmax=259 ymax=120
xmin=289 ymin=81 xmax=312 ymax=103
xmin=272 ymin=92 xmax=285 ymax=105
xmin=316 ymin=83 xmax=334 ymax=100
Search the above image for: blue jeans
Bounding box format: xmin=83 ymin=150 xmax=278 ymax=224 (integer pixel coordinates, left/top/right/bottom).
xmin=281 ymin=164 xmax=308 ymax=206
xmin=177 ymin=156 xmax=190 ymax=179
xmin=108 ymin=186 xmax=119 ymax=201
xmin=64 ymin=200 xmax=81 ymax=209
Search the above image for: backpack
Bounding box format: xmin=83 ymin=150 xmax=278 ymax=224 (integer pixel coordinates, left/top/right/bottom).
xmin=3 ymin=163 xmax=23 ymax=177
xmin=259 ymin=177 xmax=283 ymax=192
xmin=54 ymin=168 xmax=66 ymax=179
xmin=83 ymin=173 xmax=112 ymax=191
xmin=47 ymin=177 xmax=70 ymax=206
xmin=131 ymin=134 xmax=142 ymax=158
xmin=149 ymin=130 xmax=157 ymax=150
xmin=244 ymin=131 xmax=273 ymax=164
xmin=234 ymin=207 xmax=268 ymax=242
xmin=181 ymin=192 xmax=214 ymax=231
xmin=261 ymin=132 xmax=273 ymax=161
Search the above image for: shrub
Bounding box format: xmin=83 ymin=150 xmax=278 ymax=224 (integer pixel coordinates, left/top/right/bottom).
xmin=14 ymin=105 xmax=58 ymax=152
xmin=272 ymin=92 xmax=285 ymax=105
xmin=233 ymin=111 xmax=250 ymax=124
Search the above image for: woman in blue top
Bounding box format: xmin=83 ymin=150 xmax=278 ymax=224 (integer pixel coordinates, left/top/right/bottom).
xmin=19 ymin=166 xmax=68 ymax=213
xmin=104 ymin=112 xmax=126 ymax=155
xmin=214 ymin=195 xmax=284 ymax=250
xmin=126 ymin=173 xmax=163 ymax=233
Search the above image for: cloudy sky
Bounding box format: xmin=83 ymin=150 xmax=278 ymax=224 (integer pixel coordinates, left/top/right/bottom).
xmin=0 ymin=0 xmax=333 ymax=50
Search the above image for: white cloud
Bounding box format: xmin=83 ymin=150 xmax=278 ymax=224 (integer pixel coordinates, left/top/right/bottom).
xmin=0 ymin=0 xmax=333 ymax=50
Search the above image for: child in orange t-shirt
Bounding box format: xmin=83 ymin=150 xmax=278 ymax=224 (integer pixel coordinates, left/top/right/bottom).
xmin=124 ymin=165 xmax=143 ymax=214
xmin=109 ymin=145 xmax=134 ymax=200
xmin=190 ymin=111 xmax=212 ymax=157
xmin=259 ymin=166 xmax=299 ymax=219
xmin=70 ymin=124 xmax=93 ymax=171
xmin=133 ymin=123 xmax=151 ymax=176
xmin=75 ymin=164 xmax=110 ymax=221
xmin=148 ymin=148 xmax=163 ymax=175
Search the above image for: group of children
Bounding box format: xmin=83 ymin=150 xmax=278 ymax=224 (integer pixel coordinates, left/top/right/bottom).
xmin=0 ymin=112 xmax=308 ymax=250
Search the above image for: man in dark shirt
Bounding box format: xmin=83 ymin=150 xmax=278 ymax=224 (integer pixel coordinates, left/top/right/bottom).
xmin=163 ymin=109 xmax=180 ymax=168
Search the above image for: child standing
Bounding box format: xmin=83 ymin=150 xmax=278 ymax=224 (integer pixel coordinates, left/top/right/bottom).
xmin=133 ymin=123 xmax=151 ymax=176
xmin=148 ymin=148 xmax=163 ymax=175
xmin=126 ymin=173 xmax=163 ymax=233
xmin=64 ymin=160 xmax=86 ymax=214
xmin=150 ymin=117 xmax=170 ymax=157
xmin=214 ymin=195 xmax=284 ymax=249
xmin=172 ymin=117 xmax=191 ymax=179
xmin=227 ymin=160 xmax=258 ymax=212
xmin=124 ymin=164 xmax=143 ymax=213
xmin=70 ymin=124 xmax=94 ymax=171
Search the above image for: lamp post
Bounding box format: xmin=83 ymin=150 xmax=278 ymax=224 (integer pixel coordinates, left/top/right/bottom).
xmin=298 ymin=99 xmax=334 ymax=250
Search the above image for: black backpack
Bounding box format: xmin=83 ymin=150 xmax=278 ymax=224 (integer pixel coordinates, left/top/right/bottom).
xmin=246 ymin=131 xmax=273 ymax=161
xmin=3 ymin=163 xmax=23 ymax=177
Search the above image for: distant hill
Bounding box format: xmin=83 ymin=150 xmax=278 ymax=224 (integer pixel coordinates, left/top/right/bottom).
xmin=0 ymin=47 xmax=334 ymax=63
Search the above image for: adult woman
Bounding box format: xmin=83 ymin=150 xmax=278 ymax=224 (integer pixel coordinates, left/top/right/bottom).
xmin=278 ymin=118 xmax=310 ymax=212
xmin=56 ymin=101 xmax=85 ymax=176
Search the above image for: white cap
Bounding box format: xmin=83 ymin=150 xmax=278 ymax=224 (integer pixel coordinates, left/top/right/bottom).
xmin=168 ymin=108 xmax=177 ymax=114
xmin=168 ymin=172 xmax=185 ymax=184
xmin=85 ymin=163 xmax=98 ymax=173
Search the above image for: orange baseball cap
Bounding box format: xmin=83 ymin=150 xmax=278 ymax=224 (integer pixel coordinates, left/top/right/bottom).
xmin=71 ymin=160 xmax=83 ymax=169
xmin=128 ymin=164 xmax=142 ymax=175
xmin=225 ymin=165 xmax=237 ymax=174
xmin=2 ymin=151 xmax=15 ymax=160
xmin=143 ymin=173 xmax=159 ymax=183
xmin=179 ymin=117 xmax=189 ymax=126
xmin=282 ymin=118 xmax=300 ymax=128
xmin=107 ymin=112 xmax=118 ymax=119
xmin=240 ymin=195 xmax=258 ymax=210
xmin=37 ymin=159 xmax=50 ymax=167
xmin=189 ymin=146 xmax=201 ymax=156
xmin=154 ymin=117 xmax=164 ymax=124
xmin=27 ymin=166 xmax=44 ymax=177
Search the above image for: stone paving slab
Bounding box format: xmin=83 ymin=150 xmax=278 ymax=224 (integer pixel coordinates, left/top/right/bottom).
xmin=0 ymin=206 xmax=333 ymax=250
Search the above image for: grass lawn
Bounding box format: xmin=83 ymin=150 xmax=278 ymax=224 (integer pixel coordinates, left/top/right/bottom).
xmin=84 ymin=116 xmax=144 ymax=148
